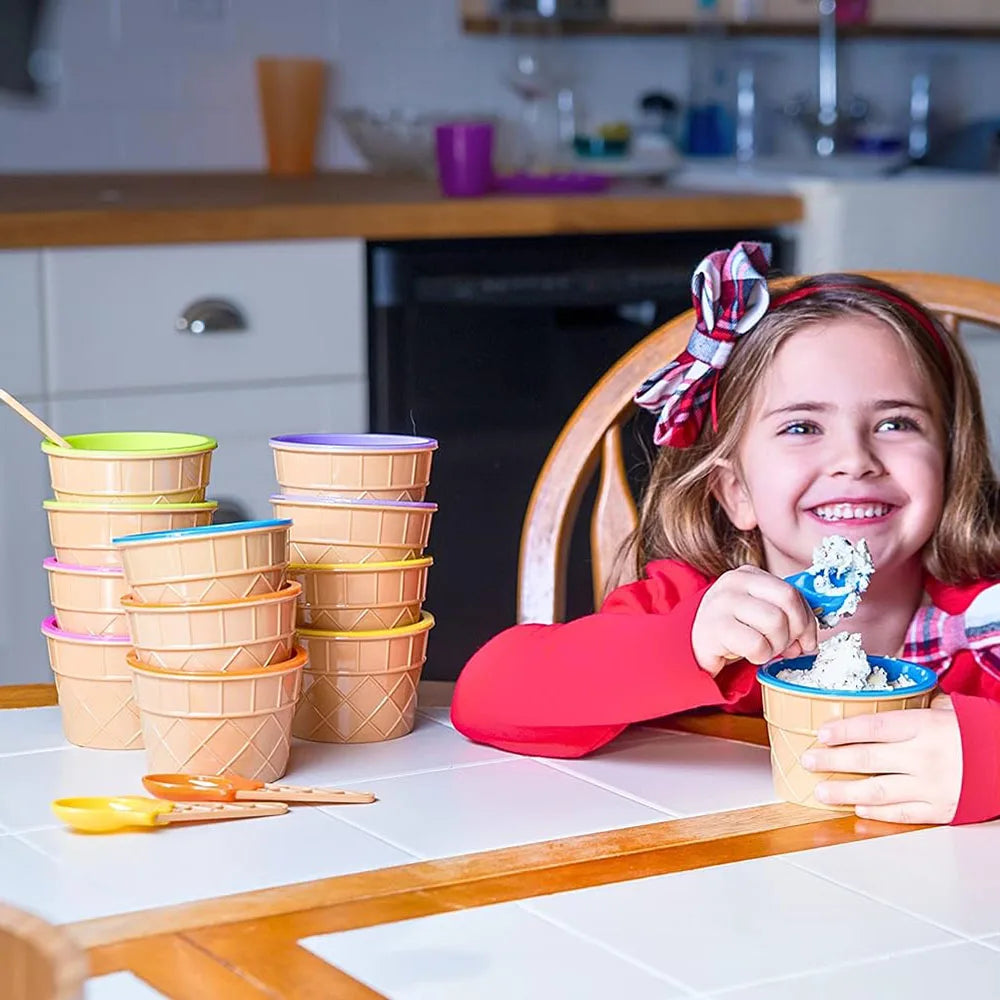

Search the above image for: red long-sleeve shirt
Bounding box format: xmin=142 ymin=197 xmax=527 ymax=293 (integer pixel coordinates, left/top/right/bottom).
xmin=451 ymin=559 xmax=1000 ymax=825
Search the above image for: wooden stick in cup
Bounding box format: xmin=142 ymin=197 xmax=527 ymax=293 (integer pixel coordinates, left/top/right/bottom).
xmin=0 ymin=389 xmax=73 ymax=449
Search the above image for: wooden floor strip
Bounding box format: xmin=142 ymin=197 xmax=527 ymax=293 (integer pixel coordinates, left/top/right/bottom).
xmin=85 ymin=932 xmax=275 ymax=998
xmin=69 ymin=800 xmax=910 ymax=950
xmin=0 ymin=684 xmax=58 ymax=708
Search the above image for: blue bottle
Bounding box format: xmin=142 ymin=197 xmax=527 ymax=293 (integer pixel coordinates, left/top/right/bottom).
xmin=685 ymin=0 xmax=733 ymax=157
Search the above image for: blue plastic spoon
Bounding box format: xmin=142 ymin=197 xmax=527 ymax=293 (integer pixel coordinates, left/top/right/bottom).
xmin=783 ymin=537 xmax=874 ymax=629
xmin=784 ymin=568 xmax=854 ymax=628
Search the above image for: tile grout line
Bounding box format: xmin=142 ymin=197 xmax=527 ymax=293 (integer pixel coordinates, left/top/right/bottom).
xmin=0 ymin=745 xmax=73 ymax=760
xmin=310 ymin=754 xmax=513 ymax=787
xmin=697 ymin=938 xmax=971 ymax=997
xmin=531 ymin=757 xmax=684 ymax=819
xmin=310 ymin=807 xmax=425 ymax=862
xmin=517 ymin=898 xmax=701 ymax=997
xmin=778 ymin=854 xmax=985 ymax=943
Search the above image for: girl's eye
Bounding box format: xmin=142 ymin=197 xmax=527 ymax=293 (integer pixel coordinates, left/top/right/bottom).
xmin=876 ymin=415 xmax=921 ymax=433
xmin=779 ymin=421 xmax=821 ymax=436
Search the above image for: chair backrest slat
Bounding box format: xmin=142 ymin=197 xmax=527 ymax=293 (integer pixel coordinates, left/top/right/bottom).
xmin=591 ymin=425 xmax=638 ymax=607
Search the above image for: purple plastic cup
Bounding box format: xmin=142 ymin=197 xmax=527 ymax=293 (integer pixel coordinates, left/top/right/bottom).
xmin=434 ymin=121 xmax=494 ymax=198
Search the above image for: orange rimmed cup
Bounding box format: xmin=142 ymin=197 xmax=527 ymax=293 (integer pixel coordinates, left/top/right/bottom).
xmin=128 ymin=647 xmax=307 ymax=781
xmin=269 ymin=433 xmax=437 ymax=501
xmin=121 ymin=581 xmax=300 ymax=672
xmin=293 ymin=613 xmax=434 ymax=743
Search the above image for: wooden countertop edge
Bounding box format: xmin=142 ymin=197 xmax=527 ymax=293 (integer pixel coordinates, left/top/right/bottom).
xmin=0 ymin=193 xmax=803 ymax=248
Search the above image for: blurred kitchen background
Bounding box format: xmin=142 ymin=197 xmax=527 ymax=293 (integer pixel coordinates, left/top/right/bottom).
xmin=4 ymin=0 xmax=1000 ymax=684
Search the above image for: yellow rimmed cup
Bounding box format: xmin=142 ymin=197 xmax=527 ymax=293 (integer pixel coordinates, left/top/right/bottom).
xmin=43 ymin=431 xmax=216 ymax=505
xmin=289 ymin=557 xmax=432 ymax=631
xmin=293 ymin=612 xmax=434 ymax=743
xmin=44 ymin=500 xmax=217 ymax=568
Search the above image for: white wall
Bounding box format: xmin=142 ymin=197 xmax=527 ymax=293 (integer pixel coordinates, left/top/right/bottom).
xmin=1 ymin=0 xmax=999 ymax=173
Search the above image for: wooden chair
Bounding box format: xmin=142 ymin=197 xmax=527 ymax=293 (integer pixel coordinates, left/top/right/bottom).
xmin=518 ymin=272 xmax=1000 ymax=625
xmin=0 ymin=903 xmax=88 ymax=1000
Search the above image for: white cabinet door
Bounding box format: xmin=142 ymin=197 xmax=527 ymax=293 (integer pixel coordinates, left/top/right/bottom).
xmin=45 ymin=239 xmax=365 ymax=395
xmin=0 ymin=402 xmax=59 ymax=685
xmin=0 ymin=251 xmax=45 ymax=399
xmin=49 ymin=380 xmax=367 ymax=522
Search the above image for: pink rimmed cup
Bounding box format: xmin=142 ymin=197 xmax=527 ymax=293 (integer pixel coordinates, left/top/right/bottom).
xmin=41 ymin=617 xmax=142 ymax=750
xmin=43 ymin=558 xmax=129 ymax=637
xmin=270 ymin=494 xmax=436 ymax=565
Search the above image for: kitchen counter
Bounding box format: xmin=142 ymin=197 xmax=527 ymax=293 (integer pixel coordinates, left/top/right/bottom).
xmin=3 ymin=684 xmax=999 ymax=998
xmin=0 ymin=171 xmax=802 ymax=248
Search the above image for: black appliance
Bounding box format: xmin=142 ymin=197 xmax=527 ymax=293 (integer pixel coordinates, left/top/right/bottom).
xmin=0 ymin=0 xmax=49 ymax=95
xmin=369 ymin=230 xmax=789 ymax=680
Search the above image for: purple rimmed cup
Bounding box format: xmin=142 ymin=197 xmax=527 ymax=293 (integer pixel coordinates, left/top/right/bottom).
xmin=268 ymin=434 xmax=437 ymax=452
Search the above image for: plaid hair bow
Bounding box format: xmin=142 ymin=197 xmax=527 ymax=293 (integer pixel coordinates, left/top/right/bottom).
xmin=635 ymin=241 xmax=772 ymax=448
xmin=904 ymin=586 xmax=1000 ymax=675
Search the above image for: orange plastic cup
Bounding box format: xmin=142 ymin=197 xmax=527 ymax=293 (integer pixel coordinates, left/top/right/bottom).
xmin=255 ymin=57 xmax=327 ymax=176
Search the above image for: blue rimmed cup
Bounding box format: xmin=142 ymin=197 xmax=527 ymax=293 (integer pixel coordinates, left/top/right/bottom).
xmin=112 ymin=519 xmax=291 ymax=605
xmin=757 ymin=656 xmax=938 ymax=810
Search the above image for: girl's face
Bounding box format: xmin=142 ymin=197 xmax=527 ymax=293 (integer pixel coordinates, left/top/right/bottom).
xmin=714 ymin=316 xmax=946 ymax=579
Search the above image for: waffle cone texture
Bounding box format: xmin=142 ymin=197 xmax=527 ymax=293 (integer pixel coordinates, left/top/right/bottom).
xmin=129 ymin=647 xmax=306 ymax=781
xmin=293 ymin=613 xmax=433 ymax=743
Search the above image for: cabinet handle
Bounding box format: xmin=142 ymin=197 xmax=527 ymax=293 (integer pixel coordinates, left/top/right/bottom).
xmin=176 ymin=298 xmax=247 ymax=335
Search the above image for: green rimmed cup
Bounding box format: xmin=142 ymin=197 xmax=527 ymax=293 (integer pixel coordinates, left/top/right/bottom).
xmin=43 ymin=432 xmax=217 ymax=504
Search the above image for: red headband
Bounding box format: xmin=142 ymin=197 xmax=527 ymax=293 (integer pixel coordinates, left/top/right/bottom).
xmin=770 ymin=285 xmax=952 ymax=373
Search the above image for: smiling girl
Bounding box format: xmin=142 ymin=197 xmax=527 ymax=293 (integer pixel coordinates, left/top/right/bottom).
xmin=451 ymin=242 xmax=1000 ymax=826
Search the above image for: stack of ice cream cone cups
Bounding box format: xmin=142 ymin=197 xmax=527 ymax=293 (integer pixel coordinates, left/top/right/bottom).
xmin=40 ymin=432 xmax=218 ymax=750
xmin=269 ymin=433 xmax=438 ymax=743
xmin=114 ymin=518 xmax=304 ymax=781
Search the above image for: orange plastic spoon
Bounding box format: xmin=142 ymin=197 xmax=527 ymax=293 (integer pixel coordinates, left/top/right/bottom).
xmin=142 ymin=773 xmax=377 ymax=805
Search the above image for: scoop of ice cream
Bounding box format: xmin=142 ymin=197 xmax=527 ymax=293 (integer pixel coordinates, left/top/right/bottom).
xmin=806 ymin=535 xmax=874 ymax=628
xmin=775 ymin=632 xmax=917 ymax=691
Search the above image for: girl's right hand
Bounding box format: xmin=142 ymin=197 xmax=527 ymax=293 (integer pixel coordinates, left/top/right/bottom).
xmin=691 ymin=566 xmax=819 ymax=677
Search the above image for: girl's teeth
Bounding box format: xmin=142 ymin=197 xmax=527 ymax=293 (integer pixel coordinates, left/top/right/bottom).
xmin=815 ymin=504 xmax=889 ymax=521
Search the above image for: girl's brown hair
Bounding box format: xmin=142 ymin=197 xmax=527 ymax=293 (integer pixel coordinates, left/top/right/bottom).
xmin=626 ymin=273 xmax=1000 ymax=586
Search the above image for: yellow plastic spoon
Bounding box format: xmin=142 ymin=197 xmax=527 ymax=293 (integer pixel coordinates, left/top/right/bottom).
xmin=0 ymin=388 xmax=73 ymax=449
xmin=51 ymin=795 xmax=288 ymax=833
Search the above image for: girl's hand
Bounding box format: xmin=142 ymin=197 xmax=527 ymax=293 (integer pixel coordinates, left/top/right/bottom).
xmin=802 ymin=695 xmax=962 ymax=824
xmin=691 ymin=566 xmax=819 ymax=678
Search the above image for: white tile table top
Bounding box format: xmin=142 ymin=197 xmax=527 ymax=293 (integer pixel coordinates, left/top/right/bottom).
xmin=303 ymin=841 xmax=1000 ymax=999
xmin=4 ymin=702 xmax=997 ymax=997
xmin=302 ymin=902 xmax=690 ymax=1000
xmin=0 ymin=705 xmax=771 ymax=926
